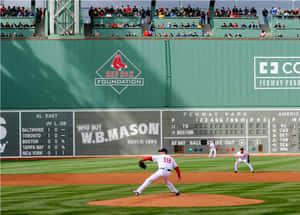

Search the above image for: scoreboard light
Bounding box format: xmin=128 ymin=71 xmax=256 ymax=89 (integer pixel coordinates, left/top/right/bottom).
xmin=188 ymin=147 xmax=193 ymax=152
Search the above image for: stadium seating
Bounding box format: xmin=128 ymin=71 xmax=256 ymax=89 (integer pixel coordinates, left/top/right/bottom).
xmin=0 ymin=17 xmax=36 ymax=38
xmin=212 ymin=17 xmax=261 ymax=38
xmin=270 ymin=16 xmax=300 ymax=38
xmin=91 ymin=17 xmax=142 ymax=38
xmin=92 ymin=27 xmax=142 ymax=38
xmin=152 ymin=17 xmax=204 ymax=37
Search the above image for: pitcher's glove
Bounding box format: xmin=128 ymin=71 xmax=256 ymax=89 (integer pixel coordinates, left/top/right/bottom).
xmin=139 ymin=160 xmax=147 ymax=169
xmin=247 ymin=156 xmax=250 ymax=164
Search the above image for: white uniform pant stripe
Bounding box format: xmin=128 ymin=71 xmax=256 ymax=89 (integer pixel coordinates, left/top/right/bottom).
xmin=235 ymin=159 xmax=254 ymax=172
xmin=136 ymin=170 xmax=178 ymax=194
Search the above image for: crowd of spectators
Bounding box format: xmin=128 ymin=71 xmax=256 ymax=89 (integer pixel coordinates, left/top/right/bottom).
xmin=89 ymin=5 xmax=150 ymax=18
xmin=149 ymin=32 xmax=204 ymax=38
xmin=0 ymin=22 xmax=35 ymax=28
xmin=274 ymin=22 xmax=286 ymax=29
xmin=155 ymin=22 xmax=203 ymax=29
xmin=271 ymin=7 xmax=300 ymax=16
xmin=214 ymin=6 xmax=257 ymax=18
xmin=221 ymin=22 xmax=261 ymax=29
xmin=224 ymin=32 xmax=243 ymax=38
xmin=94 ymin=32 xmax=137 ymax=38
xmin=94 ymin=22 xmax=141 ymax=28
xmin=0 ymin=5 xmax=34 ymax=17
xmin=0 ymin=32 xmax=36 ymax=38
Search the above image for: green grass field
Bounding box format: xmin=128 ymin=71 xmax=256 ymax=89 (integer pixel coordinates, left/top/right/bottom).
xmin=1 ymin=156 xmax=300 ymax=215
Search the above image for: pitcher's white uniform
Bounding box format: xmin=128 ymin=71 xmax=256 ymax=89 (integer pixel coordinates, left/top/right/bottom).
xmin=208 ymin=141 xmax=217 ymax=158
xmin=135 ymin=154 xmax=181 ymax=195
xmin=235 ymin=150 xmax=254 ymax=172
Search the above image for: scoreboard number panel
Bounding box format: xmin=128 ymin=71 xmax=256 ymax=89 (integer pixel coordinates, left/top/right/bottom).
xmin=162 ymin=110 xmax=300 ymax=154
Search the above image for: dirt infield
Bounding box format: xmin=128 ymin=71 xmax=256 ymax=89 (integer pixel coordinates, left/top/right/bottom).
xmin=2 ymin=171 xmax=300 ymax=186
xmin=88 ymin=193 xmax=264 ymax=207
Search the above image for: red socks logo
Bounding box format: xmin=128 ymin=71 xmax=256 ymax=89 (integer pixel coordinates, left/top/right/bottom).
xmin=111 ymin=54 xmax=127 ymax=71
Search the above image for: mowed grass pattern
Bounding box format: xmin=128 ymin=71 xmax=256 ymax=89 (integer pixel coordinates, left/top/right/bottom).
xmin=2 ymin=183 xmax=300 ymax=215
xmin=1 ymin=156 xmax=300 ymax=175
xmin=1 ymin=156 xmax=300 ymax=215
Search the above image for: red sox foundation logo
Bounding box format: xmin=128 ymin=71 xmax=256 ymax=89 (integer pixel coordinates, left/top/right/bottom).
xmin=95 ymin=50 xmax=144 ymax=95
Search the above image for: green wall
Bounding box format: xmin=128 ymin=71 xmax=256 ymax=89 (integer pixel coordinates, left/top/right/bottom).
xmin=1 ymin=39 xmax=300 ymax=109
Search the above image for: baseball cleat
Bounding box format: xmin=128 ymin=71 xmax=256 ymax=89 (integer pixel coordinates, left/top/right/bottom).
xmin=175 ymin=192 xmax=180 ymax=196
xmin=251 ymin=171 xmax=255 ymax=173
xmin=234 ymin=171 xmax=238 ymax=173
xmin=131 ymin=190 xmax=140 ymax=196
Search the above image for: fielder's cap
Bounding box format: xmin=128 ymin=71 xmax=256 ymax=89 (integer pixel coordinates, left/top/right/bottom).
xmin=240 ymin=147 xmax=244 ymax=150
xmin=158 ymin=148 xmax=168 ymax=153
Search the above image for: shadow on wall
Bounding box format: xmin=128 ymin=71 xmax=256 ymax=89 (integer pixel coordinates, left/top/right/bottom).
xmin=1 ymin=40 xmax=83 ymax=109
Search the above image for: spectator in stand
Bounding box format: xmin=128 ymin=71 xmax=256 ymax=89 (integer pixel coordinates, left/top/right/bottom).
xmin=185 ymin=22 xmax=190 ymax=28
xmin=167 ymin=22 xmax=172 ymax=28
xmin=163 ymin=32 xmax=168 ymax=37
xmin=191 ymin=22 xmax=196 ymax=28
xmin=24 ymin=23 xmax=29 ymax=28
xmin=249 ymin=22 xmax=255 ymax=29
xmin=235 ymin=32 xmax=242 ymax=38
xmin=197 ymin=22 xmax=202 ymax=28
xmin=233 ymin=23 xmax=239 ymax=28
xmin=232 ymin=6 xmax=238 ymax=15
xmin=296 ymin=33 xmax=299 ymax=38
xmin=200 ymin=9 xmax=206 ymax=25
xmin=5 ymin=22 xmax=9 ymax=27
xmin=118 ymin=22 xmax=124 ymax=28
xmin=11 ymin=22 xmax=16 ymax=28
xmin=259 ymin=30 xmax=266 ymax=38
xmin=106 ymin=22 xmax=111 ymax=28
xmin=173 ymin=22 xmax=178 ymax=28
xmin=143 ymin=29 xmax=151 ymax=37
xmin=221 ymin=23 xmax=227 ymax=28
xmin=262 ymin=8 xmax=269 ymax=24
xmin=274 ymin=22 xmax=281 ymax=28
xmin=278 ymin=33 xmax=283 ymax=38
xmin=228 ymin=22 xmax=233 ymax=28
xmin=17 ymin=11 xmax=23 ymax=17
xmin=111 ymin=22 xmax=117 ymax=28
xmin=160 ymin=23 xmax=165 ymax=28
xmin=124 ymin=22 xmax=129 ymax=28
xmin=256 ymin=22 xmax=262 ymax=29
xmin=176 ymin=32 xmax=181 ymax=37
xmin=28 ymin=12 xmax=34 ymax=17
xmin=125 ymin=5 xmax=131 ymax=14
xmin=179 ymin=22 xmax=184 ymax=28
xmin=242 ymin=7 xmax=249 ymax=16
xmin=140 ymin=7 xmax=146 ymax=24
xmin=250 ymin=7 xmax=257 ymax=16
xmin=126 ymin=32 xmax=131 ymax=37
xmin=18 ymin=22 xmax=23 ymax=28
xmin=281 ymin=24 xmax=285 ymax=29
xmin=241 ymin=22 xmax=247 ymax=29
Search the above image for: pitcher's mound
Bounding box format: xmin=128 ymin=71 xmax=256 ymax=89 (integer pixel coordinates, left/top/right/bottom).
xmin=88 ymin=193 xmax=264 ymax=207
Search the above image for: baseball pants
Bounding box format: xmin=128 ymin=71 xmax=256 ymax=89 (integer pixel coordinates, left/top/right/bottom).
xmin=136 ymin=169 xmax=178 ymax=194
xmin=235 ymin=159 xmax=254 ymax=172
